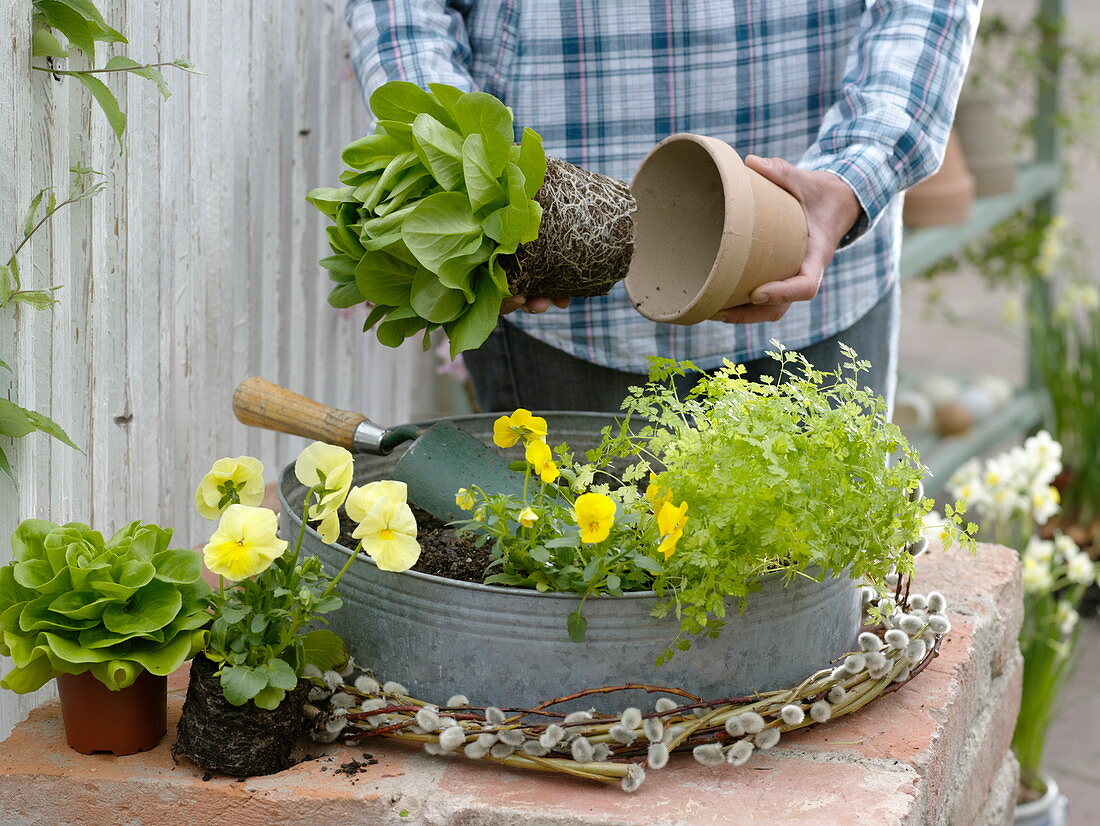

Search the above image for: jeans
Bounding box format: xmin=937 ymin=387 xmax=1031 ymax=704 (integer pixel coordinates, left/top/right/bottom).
xmin=464 ymin=281 xmax=900 ymax=414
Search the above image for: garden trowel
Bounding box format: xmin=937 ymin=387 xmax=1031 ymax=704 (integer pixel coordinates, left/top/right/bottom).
xmin=232 ymin=377 xmax=525 ymax=524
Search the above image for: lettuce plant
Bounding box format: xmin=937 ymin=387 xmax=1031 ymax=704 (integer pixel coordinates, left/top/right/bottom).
xmin=0 ymin=519 xmax=211 ymax=692
xmin=308 ymin=81 xmax=547 ymax=356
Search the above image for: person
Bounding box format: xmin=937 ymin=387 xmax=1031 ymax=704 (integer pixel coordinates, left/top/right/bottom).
xmin=346 ymin=0 xmax=980 ymax=412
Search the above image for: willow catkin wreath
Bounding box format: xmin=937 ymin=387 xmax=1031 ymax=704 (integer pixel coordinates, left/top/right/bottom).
xmin=303 ymin=578 xmax=950 ymax=793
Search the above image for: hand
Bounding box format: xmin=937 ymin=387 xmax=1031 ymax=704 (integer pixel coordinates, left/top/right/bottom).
xmin=711 ymin=155 xmax=862 ymax=324
xmin=500 ymin=296 xmax=572 ymax=314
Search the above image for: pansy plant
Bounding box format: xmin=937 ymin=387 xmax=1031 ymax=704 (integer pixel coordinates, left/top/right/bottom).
xmin=195 ymin=444 xmax=421 ymax=709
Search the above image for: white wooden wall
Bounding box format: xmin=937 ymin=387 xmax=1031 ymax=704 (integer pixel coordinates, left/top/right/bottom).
xmin=0 ymin=0 xmax=449 ymax=737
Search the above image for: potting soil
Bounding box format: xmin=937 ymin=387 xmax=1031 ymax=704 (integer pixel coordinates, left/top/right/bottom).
xmin=173 ymin=654 xmax=308 ymax=777
xmin=337 ymin=507 xmax=492 ymax=584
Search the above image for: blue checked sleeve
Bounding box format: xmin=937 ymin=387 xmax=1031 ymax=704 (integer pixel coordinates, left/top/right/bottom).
xmin=799 ymin=0 xmax=981 ymax=245
xmin=345 ymin=0 xmax=477 ymax=102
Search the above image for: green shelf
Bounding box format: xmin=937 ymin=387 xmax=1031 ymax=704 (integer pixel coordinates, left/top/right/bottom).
xmin=912 ymin=388 xmax=1045 ymax=496
xmin=900 ymin=162 xmax=1061 ymax=282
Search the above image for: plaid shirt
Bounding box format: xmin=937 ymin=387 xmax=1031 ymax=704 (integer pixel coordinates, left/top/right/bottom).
xmin=346 ymin=0 xmax=979 ymax=373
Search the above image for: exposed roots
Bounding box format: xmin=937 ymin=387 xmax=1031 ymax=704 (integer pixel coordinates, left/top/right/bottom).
xmin=502 ymin=157 xmax=636 ymax=298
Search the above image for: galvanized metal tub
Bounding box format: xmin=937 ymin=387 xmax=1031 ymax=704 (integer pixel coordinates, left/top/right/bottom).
xmin=280 ymin=412 xmax=861 ymax=712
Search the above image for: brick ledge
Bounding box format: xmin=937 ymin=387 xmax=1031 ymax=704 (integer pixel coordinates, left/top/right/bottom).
xmin=0 ymin=544 xmax=1021 ymax=826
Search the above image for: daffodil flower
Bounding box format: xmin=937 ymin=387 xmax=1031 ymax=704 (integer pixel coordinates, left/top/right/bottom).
xmin=574 ymin=492 xmax=616 ymax=544
xmin=657 ymin=500 xmax=689 ymax=560
xmin=517 ymin=507 xmax=539 ymax=528
xmin=493 ymin=408 xmax=548 ymax=448
xmin=455 ymin=487 xmax=475 ymax=511
xmin=353 ymin=498 xmax=421 ymax=572
xmin=346 ymin=480 xmax=409 ymax=522
xmin=195 ymin=456 xmax=266 ymax=520
xmin=295 ymin=442 xmax=354 ymax=543
xmin=525 ymin=440 xmax=559 ymax=483
xmin=203 ymin=504 xmax=288 ymax=581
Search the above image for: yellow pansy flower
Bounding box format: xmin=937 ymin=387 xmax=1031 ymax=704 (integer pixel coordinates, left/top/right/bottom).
xmin=203 ymin=504 xmax=288 ymax=581
xmin=645 ymin=475 xmax=673 ymax=512
xmin=295 ymin=442 xmax=354 ymax=542
xmin=353 ymin=498 xmax=421 ymax=572
xmin=195 ymin=456 xmax=266 ymax=520
xmin=517 ymin=507 xmax=539 ymax=528
xmin=493 ymin=408 xmax=548 ymax=448
xmin=346 ymin=480 xmax=409 ymax=523
xmin=525 ymin=439 xmax=559 ymax=483
xmin=455 ymin=487 xmax=476 ymax=511
xmin=574 ymin=492 xmax=616 ymax=544
xmin=657 ymin=500 xmax=689 ymax=560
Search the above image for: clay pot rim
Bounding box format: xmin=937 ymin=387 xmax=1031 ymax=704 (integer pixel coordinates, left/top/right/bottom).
xmin=625 ymin=132 xmax=757 ymax=324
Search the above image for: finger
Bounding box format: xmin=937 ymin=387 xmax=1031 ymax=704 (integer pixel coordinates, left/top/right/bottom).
xmin=748 ymin=270 xmax=821 ymax=305
xmin=500 ymin=296 xmax=526 ymax=315
xmin=710 ymin=303 xmax=792 ymax=324
xmin=523 ymin=297 xmax=552 ymax=313
xmin=744 ymin=155 xmax=804 ymax=199
xmin=748 ymin=233 xmax=833 ymax=305
xmin=551 ymin=297 xmax=571 ymax=310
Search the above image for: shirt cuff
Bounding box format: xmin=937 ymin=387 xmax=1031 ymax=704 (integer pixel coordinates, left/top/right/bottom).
xmin=799 ymin=143 xmax=901 ymax=249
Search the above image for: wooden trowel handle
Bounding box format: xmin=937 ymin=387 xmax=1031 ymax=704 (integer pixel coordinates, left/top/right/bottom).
xmin=233 ymin=377 xmax=367 ymax=450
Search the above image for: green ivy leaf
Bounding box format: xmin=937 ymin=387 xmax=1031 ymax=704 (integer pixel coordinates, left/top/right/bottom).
xmin=11 ymin=290 xmax=59 ymax=310
xmin=103 ymin=55 xmax=170 ymax=99
xmin=34 ymin=1 xmax=99 ymax=58
xmin=0 ymin=400 xmax=38 ymax=440
xmin=0 ymin=400 xmax=79 ymax=450
xmin=71 ymin=71 xmax=126 ymax=151
xmin=0 ymin=265 xmax=13 ymax=304
xmin=32 ymin=27 xmax=69 ymax=58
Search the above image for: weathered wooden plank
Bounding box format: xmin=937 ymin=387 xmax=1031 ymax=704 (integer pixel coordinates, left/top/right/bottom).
xmin=0 ymin=1 xmax=443 ymax=739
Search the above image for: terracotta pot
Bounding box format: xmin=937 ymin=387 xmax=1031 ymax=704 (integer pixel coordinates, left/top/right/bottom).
xmin=173 ymin=654 xmax=307 ymax=777
xmin=55 ymin=670 xmax=167 ymax=755
xmin=625 ymin=133 xmax=808 ymax=325
xmin=955 ymin=92 xmax=1018 ymax=197
xmin=903 ymin=129 xmax=975 ymax=227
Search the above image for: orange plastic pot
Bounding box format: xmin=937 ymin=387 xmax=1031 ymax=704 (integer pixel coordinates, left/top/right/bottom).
xmin=55 ymin=670 xmax=167 ymax=755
